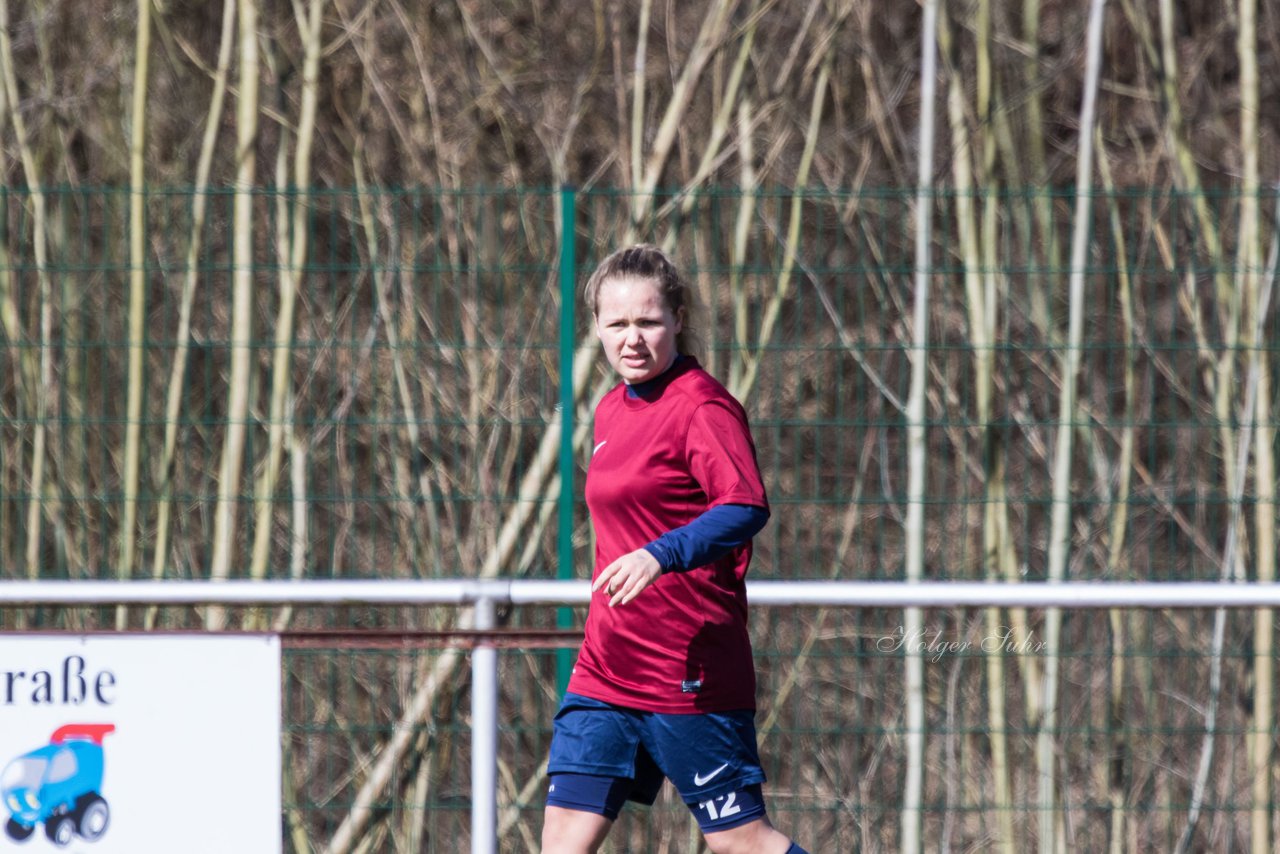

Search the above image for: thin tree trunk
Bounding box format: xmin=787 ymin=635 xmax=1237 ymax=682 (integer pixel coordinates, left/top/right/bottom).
xmin=1175 ymin=224 xmax=1275 ymax=852
xmin=1038 ymin=3 xmax=1106 ymax=852
xmin=629 ymin=0 xmax=652 ymax=193
xmin=146 ymin=0 xmax=235 ymax=629
xmin=986 ymin=48 xmax=1042 ymax=736
xmin=732 ymin=41 xmax=834 ymax=401
xmin=117 ymin=0 xmax=153 ymax=628
xmin=207 ymin=0 xmax=260 ymax=629
xmin=1251 ymin=193 xmax=1280 ymax=854
xmin=283 ymin=741 xmax=313 ymax=854
xmin=370 ymin=2 xmax=455 ymax=579
xmin=938 ymin=4 xmax=1015 ymax=848
xmin=631 ymin=0 xmax=739 ymax=224
xmin=0 ymin=56 xmax=15 ymax=580
xmin=1150 ymin=0 xmax=1242 ymax=510
xmin=903 ymin=1 xmax=939 ymax=850
xmin=247 ymin=0 xmax=327 ymax=586
xmin=1096 ymin=131 xmax=1137 ymax=854
xmin=1250 ymin=238 xmax=1277 ymax=853
xmin=1021 ymin=0 xmax=1055 ymax=335
xmin=728 ymin=98 xmax=756 ymax=391
xmin=272 ymin=422 xmax=309 ymax=633
xmin=349 ymin=150 xmax=430 ymax=582
xmin=0 ymin=0 xmax=54 ymax=588
xmin=657 ymin=0 xmax=761 ymax=227
xmin=0 ymin=205 xmax=38 ymax=438
xmin=1237 ymin=2 xmax=1272 ymax=849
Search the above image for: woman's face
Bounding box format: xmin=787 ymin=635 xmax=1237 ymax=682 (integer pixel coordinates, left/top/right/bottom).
xmin=593 ymin=276 xmax=682 ymax=384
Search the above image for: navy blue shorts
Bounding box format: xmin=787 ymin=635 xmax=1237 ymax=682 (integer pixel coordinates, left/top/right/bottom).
xmin=546 ymin=692 xmax=767 ymax=829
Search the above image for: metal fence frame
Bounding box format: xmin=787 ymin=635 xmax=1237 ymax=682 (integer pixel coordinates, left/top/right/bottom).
xmin=3 ymin=578 xmax=1278 ymax=853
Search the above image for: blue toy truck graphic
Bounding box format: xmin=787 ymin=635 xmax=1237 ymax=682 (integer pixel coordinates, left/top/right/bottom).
xmin=1 ymin=724 xmax=114 ymax=846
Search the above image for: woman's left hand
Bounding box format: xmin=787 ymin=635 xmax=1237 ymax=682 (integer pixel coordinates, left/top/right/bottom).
xmin=592 ymin=548 xmax=663 ymax=607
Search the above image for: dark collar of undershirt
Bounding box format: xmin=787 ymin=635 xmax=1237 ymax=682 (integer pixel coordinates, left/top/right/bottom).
xmin=625 ymin=353 xmax=689 ymax=399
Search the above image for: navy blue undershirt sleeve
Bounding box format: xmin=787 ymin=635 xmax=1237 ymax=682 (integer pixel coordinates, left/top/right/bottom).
xmin=642 ymin=504 xmax=769 ymax=573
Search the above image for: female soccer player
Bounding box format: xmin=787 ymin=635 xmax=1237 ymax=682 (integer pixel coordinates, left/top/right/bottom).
xmin=542 ymin=245 xmax=808 ymax=854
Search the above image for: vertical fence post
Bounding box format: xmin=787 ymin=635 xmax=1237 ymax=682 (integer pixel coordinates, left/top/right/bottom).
xmin=556 ymin=185 xmax=577 ymax=695
xmin=471 ymin=595 xmax=498 ymax=854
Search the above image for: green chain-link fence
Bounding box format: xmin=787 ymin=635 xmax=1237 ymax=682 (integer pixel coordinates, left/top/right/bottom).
xmin=1 ymin=186 xmax=1278 ymax=850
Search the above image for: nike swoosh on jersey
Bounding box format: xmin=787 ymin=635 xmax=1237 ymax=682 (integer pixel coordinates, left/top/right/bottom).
xmin=693 ymin=763 xmax=729 ymax=786
xmin=593 ymin=440 xmax=607 ymax=456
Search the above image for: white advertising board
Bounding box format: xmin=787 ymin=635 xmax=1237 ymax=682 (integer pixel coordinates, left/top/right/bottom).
xmin=0 ymin=635 xmax=281 ymax=853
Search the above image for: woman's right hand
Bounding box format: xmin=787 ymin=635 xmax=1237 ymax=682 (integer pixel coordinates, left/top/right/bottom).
xmin=592 ymin=548 xmax=663 ymax=607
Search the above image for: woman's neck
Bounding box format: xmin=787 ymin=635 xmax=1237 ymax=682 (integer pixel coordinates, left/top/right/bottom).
xmin=625 ymin=353 xmax=687 ymax=398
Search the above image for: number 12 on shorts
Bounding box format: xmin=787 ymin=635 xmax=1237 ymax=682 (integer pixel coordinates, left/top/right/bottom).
xmin=699 ymin=791 xmax=742 ymax=821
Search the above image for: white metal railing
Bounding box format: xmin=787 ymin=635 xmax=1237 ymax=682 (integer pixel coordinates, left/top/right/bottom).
xmin=4 ymin=578 xmax=1279 ymax=854
xmin=5 ymin=578 xmax=1280 ymax=608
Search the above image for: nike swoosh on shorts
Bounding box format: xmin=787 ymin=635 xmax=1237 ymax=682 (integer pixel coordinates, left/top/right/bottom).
xmin=693 ymin=763 xmax=729 ymax=786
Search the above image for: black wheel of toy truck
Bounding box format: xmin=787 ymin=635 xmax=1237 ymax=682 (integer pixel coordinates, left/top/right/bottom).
xmin=44 ymin=814 xmax=75 ymax=846
xmin=74 ymin=794 xmax=110 ymax=841
xmin=4 ymin=817 xmax=33 ymax=841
